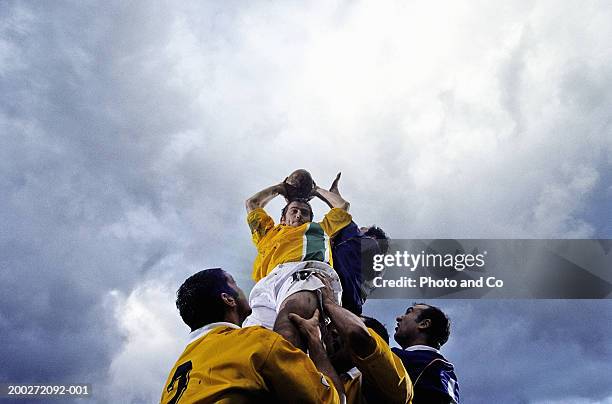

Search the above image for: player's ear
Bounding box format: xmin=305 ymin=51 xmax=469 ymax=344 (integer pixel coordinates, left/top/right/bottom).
xmin=417 ymin=318 xmax=431 ymax=330
xmin=221 ymin=292 xmax=236 ymax=307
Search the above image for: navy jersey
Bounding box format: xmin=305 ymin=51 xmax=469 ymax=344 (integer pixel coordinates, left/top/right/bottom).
xmin=392 ymin=347 xmax=460 ymax=404
xmin=331 ymin=222 xmax=382 ymax=314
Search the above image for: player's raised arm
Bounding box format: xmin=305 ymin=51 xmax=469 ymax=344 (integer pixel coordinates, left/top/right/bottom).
xmin=313 ymin=172 xmax=350 ymax=211
xmin=245 ymin=182 xmax=287 ymax=213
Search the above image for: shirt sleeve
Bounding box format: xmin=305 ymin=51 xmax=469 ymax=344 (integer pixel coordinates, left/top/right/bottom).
xmin=352 ymin=329 xmax=413 ymax=404
xmin=247 ymin=208 xmax=275 ymax=245
xmin=331 ymin=221 xmax=361 ymax=247
xmin=260 ymin=335 xmax=341 ymax=404
xmin=320 ymin=208 xmax=353 ymax=239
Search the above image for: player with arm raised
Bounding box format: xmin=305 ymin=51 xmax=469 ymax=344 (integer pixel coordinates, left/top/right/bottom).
xmin=243 ymin=169 xmax=352 ymax=351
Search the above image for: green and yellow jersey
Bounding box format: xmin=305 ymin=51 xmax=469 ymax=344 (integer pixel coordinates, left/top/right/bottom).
xmin=247 ymin=207 xmax=352 ymax=282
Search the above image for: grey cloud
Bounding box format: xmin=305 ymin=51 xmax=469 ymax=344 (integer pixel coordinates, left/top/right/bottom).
xmin=0 ymin=1 xmax=253 ymax=393
xmin=498 ymin=24 xmax=531 ymax=135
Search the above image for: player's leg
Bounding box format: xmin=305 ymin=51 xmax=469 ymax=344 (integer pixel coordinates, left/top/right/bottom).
xmin=242 ymin=271 xmax=278 ymax=329
xmin=273 ymin=290 xmax=319 ymax=352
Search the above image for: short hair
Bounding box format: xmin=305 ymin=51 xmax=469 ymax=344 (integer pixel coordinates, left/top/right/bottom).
xmin=363 ymin=226 xmax=389 ymax=254
xmin=415 ymin=303 xmax=451 ymax=348
xmin=176 ymin=268 xmax=237 ymax=331
xmin=361 ymin=315 xmax=389 ymax=344
xmin=280 ymin=198 xmax=314 ymax=222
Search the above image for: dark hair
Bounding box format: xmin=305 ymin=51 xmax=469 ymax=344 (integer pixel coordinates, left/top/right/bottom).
xmin=361 ymin=315 xmax=389 ymax=344
xmin=176 ymin=268 xmax=237 ymax=331
xmin=363 ymin=226 xmax=389 ymax=254
xmin=280 ymin=198 xmax=314 ymax=222
xmin=415 ymin=303 xmax=451 ymax=348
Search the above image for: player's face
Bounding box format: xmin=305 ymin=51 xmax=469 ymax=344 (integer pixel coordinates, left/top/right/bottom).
xmin=394 ymin=304 xmax=428 ymax=347
xmin=225 ymin=273 xmax=252 ymax=322
xmin=282 ymin=201 xmax=312 ymax=227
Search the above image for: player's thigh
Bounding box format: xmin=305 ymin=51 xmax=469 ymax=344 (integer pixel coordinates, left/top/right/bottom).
xmin=274 ymin=290 xmax=318 ymax=327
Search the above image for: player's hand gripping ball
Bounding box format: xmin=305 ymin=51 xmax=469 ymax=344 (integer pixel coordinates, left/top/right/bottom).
xmin=284 ymin=169 xmax=314 ymax=199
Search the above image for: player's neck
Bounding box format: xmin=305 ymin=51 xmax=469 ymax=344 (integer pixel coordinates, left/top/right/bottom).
xmin=223 ymin=310 xmax=241 ymax=327
xmin=403 ymin=336 xmax=429 ymax=349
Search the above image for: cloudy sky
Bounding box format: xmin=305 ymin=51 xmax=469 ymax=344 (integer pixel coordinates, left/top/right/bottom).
xmin=1 ymin=1 xmax=611 ymax=403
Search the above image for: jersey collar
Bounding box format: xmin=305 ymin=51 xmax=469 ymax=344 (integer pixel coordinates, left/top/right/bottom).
xmin=188 ymin=322 xmax=240 ymax=344
xmin=403 ymin=344 xmax=441 ymax=354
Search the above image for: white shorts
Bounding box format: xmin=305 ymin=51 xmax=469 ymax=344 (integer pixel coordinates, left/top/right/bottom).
xmin=242 ymin=261 xmax=343 ymax=329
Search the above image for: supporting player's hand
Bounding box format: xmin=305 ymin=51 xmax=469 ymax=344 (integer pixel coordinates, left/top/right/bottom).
xmin=308 ymin=180 xmax=320 ymax=200
xmin=314 ymin=273 xmax=336 ymax=307
xmin=279 ymin=178 xmax=291 ymax=201
xmin=288 ymin=309 xmax=322 ymax=341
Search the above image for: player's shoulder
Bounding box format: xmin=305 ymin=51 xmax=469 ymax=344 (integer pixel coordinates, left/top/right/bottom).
xmin=367 ymin=327 xmax=389 ymax=348
xmin=237 ymin=326 xmax=296 ymax=359
xmin=320 ymin=207 xmax=351 ymax=224
xmin=235 ymin=325 xmax=282 ymax=343
xmin=392 ymin=347 xmax=452 ymax=371
xmin=363 ymin=327 xmax=400 ymax=364
xmin=207 ymin=326 xmax=284 ymax=356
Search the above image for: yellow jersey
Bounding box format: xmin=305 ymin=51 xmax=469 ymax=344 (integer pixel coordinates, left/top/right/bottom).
xmin=343 ymin=328 xmax=413 ymax=404
xmin=247 ymin=207 xmax=352 ymax=281
xmin=160 ymin=323 xmax=340 ymax=404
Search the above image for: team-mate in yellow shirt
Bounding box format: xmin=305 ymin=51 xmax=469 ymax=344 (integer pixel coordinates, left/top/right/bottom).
xmin=316 ymin=273 xmax=413 ymax=404
xmin=160 ymin=268 xmax=343 ymax=404
xmin=243 ymin=173 xmax=352 ymax=351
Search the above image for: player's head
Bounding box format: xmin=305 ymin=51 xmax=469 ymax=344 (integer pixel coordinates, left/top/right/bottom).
xmin=394 ymin=303 xmax=450 ymax=349
xmin=280 ymin=199 xmax=313 ymax=226
xmin=361 ymin=315 xmax=389 ymax=344
xmin=176 ymin=268 xmax=251 ymax=331
xmin=324 ymin=315 xmax=390 ymax=373
xmin=360 ymin=225 xmax=390 ymax=254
